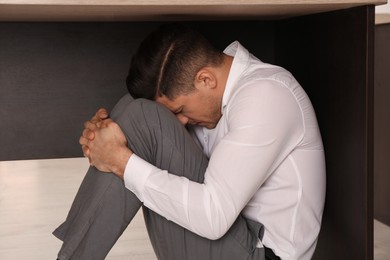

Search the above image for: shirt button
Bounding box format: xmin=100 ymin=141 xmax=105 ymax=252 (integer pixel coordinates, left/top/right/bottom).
xmin=204 ymin=136 xmax=208 ymax=143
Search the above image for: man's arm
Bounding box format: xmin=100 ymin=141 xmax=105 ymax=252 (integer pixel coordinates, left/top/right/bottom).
xmin=84 ymin=82 xmax=304 ymax=240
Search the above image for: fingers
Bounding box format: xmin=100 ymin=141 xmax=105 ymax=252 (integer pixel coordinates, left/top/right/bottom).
xmin=100 ymin=118 xmax=114 ymax=128
xmin=84 ymin=120 xmax=98 ymax=131
xmin=80 ymin=122 xmax=95 ymax=158
xmin=82 ymin=127 xmax=95 ymax=140
xmin=82 ymin=144 xmax=90 ymax=157
xmin=95 ymin=108 xmax=109 ymax=120
xmin=83 ymin=109 xmax=110 ymax=130
xmin=80 ymin=126 xmax=95 ymax=155
xmin=79 ymin=134 xmax=90 ymax=146
xmin=80 ymin=119 xmax=113 ymax=157
xmin=80 ymin=108 xmax=109 ymax=162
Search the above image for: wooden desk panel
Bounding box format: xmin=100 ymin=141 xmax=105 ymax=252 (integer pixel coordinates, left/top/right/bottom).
xmin=0 ymin=0 xmax=386 ymax=21
xmin=276 ymin=6 xmax=374 ymax=259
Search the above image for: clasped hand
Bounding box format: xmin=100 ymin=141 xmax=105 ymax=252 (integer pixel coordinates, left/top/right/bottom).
xmin=79 ymin=108 xmax=133 ymax=179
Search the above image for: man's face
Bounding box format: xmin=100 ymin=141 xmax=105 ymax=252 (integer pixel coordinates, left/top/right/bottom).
xmin=156 ymin=89 xmax=222 ymax=129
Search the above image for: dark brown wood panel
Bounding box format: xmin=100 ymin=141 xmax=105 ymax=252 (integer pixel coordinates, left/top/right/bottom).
xmin=275 ymin=6 xmax=374 ymax=260
xmin=374 ymin=23 xmax=390 ymax=226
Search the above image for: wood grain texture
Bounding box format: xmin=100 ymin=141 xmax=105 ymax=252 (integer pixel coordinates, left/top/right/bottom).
xmin=374 ymin=23 xmax=390 ymax=226
xmin=0 ymin=0 xmax=386 ymax=21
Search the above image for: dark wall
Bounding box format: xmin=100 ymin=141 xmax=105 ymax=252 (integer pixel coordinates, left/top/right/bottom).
xmin=374 ymin=23 xmax=390 ymax=226
xmin=0 ymin=21 xmax=275 ymax=161
xmin=0 ymin=23 xmax=150 ymax=160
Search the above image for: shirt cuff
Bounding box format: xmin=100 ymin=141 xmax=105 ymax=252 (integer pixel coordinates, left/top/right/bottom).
xmin=123 ymin=154 xmax=155 ymax=202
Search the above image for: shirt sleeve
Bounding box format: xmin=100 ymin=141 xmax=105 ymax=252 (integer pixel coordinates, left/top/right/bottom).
xmin=124 ymin=80 xmax=305 ymax=240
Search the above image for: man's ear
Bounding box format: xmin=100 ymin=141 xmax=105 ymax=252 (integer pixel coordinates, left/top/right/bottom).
xmin=195 ymin=68 xmax=217 ymax=90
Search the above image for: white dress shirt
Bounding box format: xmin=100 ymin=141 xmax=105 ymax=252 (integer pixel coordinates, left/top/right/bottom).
xmin=124 ymin=41 xmax=326 ymax=260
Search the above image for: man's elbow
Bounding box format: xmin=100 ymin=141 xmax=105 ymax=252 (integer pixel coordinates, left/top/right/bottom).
xmin=208 ymin=231 xmax=226 ymax=240
xmin=202 ymin=222 xmax=231 ymax=240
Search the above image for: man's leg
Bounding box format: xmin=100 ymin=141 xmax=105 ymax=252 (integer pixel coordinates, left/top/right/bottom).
xmin=53 ymin=95 xmax=143 ymax=259
xmin=54 ymin=94 xmax=266 ymax=260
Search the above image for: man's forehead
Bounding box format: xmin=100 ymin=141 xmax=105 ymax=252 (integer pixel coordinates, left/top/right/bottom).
xmin=156 ymin=95 xmax=180 ymax=111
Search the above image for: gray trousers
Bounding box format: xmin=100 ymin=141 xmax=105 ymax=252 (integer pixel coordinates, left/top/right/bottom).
xmin=53 ymin=94 xmax=266 ymax=260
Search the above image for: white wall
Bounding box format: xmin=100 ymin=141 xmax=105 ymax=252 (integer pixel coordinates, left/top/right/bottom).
xmin=376 ymin=1 xmax=390 ymax=13
xmin=376 ymin=1 xmax=390 ymax=24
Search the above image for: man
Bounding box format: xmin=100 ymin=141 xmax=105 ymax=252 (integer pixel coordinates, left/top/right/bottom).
xmin=54 ymin=23 xmax=326 ymax=260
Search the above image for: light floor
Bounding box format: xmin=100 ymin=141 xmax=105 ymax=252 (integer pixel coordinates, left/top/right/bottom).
xmin=0 ymin=158 xmax=389 ymax=260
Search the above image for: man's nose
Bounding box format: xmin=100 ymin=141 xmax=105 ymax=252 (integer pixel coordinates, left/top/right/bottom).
xmin=176 ymin=114 xmax=189 ymax=125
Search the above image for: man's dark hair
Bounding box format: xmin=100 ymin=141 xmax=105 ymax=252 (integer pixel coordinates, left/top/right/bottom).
xmin=126 ymin=23 xmax=224 ymax=100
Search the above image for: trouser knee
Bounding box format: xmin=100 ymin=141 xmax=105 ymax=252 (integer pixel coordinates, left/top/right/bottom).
xmin=111 ymin=95 xmax=182 ymax=166
xmin=112 ymin=95 xmax=178 ymax=132
xmin=111 ymin=95 xmax=207 ymax=182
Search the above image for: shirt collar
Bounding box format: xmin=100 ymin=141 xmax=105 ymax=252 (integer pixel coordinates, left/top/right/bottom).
xmin=221 ymin=41 xmax=250 ymax=111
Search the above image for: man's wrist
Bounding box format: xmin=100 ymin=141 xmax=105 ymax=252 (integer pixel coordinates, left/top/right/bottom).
xmin=111 ymin=147 xmax=133 ymax=180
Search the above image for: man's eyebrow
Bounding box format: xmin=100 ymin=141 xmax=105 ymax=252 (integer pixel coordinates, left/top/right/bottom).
xmin=173 ymin=106 xmax=182 ymax=114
